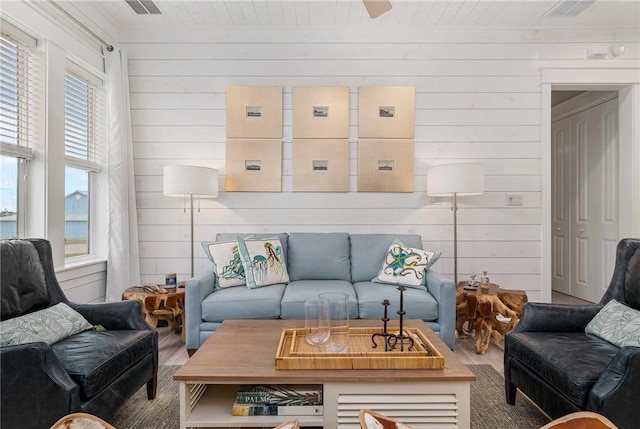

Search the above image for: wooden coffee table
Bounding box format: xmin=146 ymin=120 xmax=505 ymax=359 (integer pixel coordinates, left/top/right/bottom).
xmin=173 ymin=319 xmax=475 ymax=429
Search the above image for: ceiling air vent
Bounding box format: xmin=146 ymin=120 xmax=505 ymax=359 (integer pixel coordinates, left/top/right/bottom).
xmin=125 ymin=0 xmax=162 ymax=15
xmin=544 ymin=0 xmax=595 ymax=17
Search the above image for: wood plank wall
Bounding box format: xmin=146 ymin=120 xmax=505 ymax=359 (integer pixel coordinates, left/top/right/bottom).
xmin=122 ymin=27 xmax=639 ymax=301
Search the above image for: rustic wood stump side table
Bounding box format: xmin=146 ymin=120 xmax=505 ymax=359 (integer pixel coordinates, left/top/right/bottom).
xmin=122 ymin=285 xmax=186 ymax=342
xmin=455 ymin=282 xmax=528 ymax=354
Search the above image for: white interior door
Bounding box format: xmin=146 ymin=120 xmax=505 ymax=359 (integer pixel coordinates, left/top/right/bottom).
xmin=551 ymin=117 xmax=572 ymax=295
xmin=571 ymin=98 xmax=619 ymax=303
xmin=551 ymin=95 xmax=619 ymax=303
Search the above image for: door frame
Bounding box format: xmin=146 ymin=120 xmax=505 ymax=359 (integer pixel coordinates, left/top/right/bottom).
xmin=541 ymin=68 xmax=640 ymax=303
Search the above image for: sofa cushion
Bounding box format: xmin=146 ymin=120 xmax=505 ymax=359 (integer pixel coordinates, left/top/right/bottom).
xmin=0 ymin=240 xmax=49 ymax=320
xmin=506 ymin=332 xmax=620 ymax=408
xmin=0 ymin=302 xmax=93 ymax=346
xmin=280 ymin=280 xmax=358 ymax=319
xmin=201 ymin=283 xmax=286 ymax=322
xmin=585 ymin=299 xmax=640 ymax=348
xmin=350 ymin=234 xmax=423 ymax=283
xmin=51 ymin=330 xmax=155 ymax=399
xmin=237 ymin=238 xmax=290 ymax=288
xmin=373 ymin=239 xmax=440 ymax=289
xmin=201 ymin=240 xmax=246 ymax=288
xmin=287 ymin=233 xmax=351 ymax=281
xmin=353 ymin=282 xmax=439 ymax=321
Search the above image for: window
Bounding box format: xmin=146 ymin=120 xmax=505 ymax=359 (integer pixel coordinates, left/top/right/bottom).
xmin=0 ymin=27 xmax=36 ymax=239
xmin=64 ymin=67 xmax=103 ymax=258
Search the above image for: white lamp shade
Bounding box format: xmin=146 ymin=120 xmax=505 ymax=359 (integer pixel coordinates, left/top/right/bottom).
xmin=427 ymin=163 xmax=485 ymax=196
xmin=163 ymin=165 xmax=219 ymax=198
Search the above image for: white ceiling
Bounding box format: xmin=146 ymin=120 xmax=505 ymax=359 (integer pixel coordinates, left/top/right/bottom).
xmin=72 ymin=0 xmax=640 ymax=30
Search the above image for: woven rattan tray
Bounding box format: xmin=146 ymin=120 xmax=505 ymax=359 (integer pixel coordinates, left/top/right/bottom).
xmin=274 ymin=327 xmax=445 ymax=370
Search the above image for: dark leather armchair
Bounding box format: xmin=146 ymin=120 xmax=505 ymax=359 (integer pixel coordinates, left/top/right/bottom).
xmin=1 ymin=239 xmax=158 ymax=429
xmin=504 ymin=238 xmax=640 ymax=429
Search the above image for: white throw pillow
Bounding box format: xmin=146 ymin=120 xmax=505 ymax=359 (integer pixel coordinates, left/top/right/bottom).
xmin=237 ymin=238 xmax=290 ymax=289
xmin=202 ymin=240 xmax=247 ymax=288
xmin=585 ymin=299 xmax=640 ymax=348
xmin=373 ymin=239 xmax=441 ymax=288
xmin=0 ymin=302 xmax=93 ymax=346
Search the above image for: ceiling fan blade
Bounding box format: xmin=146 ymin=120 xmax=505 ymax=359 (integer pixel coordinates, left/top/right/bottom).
xmin=363 ymin=0 xmax=392 ymax=19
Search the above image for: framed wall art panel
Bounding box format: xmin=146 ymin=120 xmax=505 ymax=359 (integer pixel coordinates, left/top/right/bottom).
xmin=225 ymin=139 xmax=282 ymax=192
xmin=292 ymin=87 xmax=349 ymax=139
xmin=226 ymin=86 xmax=283 ymax=138
xmin=292 ymin=139 xmax=349 ymax=192
xmin=358 ymin=86 xmax=415 ymax=139
xmin=357 ymin=139 xmax=414 ymax=192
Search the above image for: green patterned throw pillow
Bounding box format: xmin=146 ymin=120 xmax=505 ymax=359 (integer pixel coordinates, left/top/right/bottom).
xmin=202 ymin=240 xmax=247 ymax=288
xmin=236 ymin=238 xmax=290 ymax=289
xmin=585 ymin=299 xmax=640 ymax=348
xmin=0 ymin=302 xmax=93 ymax=346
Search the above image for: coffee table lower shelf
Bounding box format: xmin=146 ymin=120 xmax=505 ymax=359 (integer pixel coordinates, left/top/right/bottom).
xmin=179 ymin=381 xmax=470 ymax=429
xmin=180 ymin=384 xmax=323 ymax=427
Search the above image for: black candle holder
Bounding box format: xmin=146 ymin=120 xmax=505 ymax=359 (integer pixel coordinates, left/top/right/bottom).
xmin=371 ymin=300 xmax=392 ymax=351
xmin=371 ymin=286 xmax=414 ymax=352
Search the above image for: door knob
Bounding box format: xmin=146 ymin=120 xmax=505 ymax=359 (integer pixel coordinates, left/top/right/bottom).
xmin=580 ymin=229 xmax=584 ymax=233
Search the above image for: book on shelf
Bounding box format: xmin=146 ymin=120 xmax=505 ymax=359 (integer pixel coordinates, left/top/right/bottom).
xmin=234 ymin=384 xmax=323 ymax=406
xmin=231 ymin=401 xmax=324 ymax=417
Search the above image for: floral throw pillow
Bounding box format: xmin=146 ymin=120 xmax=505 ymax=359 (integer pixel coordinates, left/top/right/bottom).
xmin=237 ymin=238 xmax=290 ymax=289
xmin=585 ymin=299 xmax=640 ymax=348
xmin=202 ymin=240 xmax=246 ymax=288
xmin=373 ymin=239 xmax=441 ymax=288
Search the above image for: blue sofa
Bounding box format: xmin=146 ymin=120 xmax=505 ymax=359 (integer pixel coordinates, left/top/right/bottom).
xmin=185 ymin=233 xmax=455 ymax=354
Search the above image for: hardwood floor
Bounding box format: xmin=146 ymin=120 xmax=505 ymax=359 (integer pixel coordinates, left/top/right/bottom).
xmin=158 ymin=291 xmax=592 ymax=370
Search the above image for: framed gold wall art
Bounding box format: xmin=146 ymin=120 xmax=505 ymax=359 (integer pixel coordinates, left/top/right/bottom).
xmin=226 ymin=86 xmax=283 ymax=138
xmin=292 ymin=87 xmax=349 ymax=139
xmin=358 ymin=86 xmax=415 ymax=139
xmin=357 ymin=139 xmax=414 ymax=192
xmin=225 ymin=140 xmax=282 ymax=192
xmin=292 ymin=139 xmax=349 ymax=192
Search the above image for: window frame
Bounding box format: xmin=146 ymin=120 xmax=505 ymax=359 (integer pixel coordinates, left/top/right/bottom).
xmin=63 ymin=62 xmax=104 ymax=261
xmin=0 ymin=24 xmax=37 ymax=239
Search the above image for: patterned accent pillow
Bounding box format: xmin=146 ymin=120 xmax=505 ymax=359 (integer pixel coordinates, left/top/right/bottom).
xmin=202 ymin=240 xmax=247 ymax=288
xmin=585 ymin=299 xmax=640 ymax=348
xmin=0 ymin=302 xmax=93 ymax=346
xmin=237 ymin=238 xmax=290 ymax=289
xmin=373 ymin=239 xmax=441 ymax=289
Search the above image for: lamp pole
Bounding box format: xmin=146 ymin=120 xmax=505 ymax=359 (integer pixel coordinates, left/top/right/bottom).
xmin=189 ymin=193 xmax=194 ymax=278
xmin=452 ymin=192 xmax=459 ymax=285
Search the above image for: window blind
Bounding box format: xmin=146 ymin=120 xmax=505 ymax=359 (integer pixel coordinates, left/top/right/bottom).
xmin=64 ymin=69 xmax=104 ymax=172
xmin=0 ymin=29 xmax=36 ymax=161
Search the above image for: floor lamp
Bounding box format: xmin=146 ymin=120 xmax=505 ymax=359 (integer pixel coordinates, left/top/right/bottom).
xmin=427 ymin=163 xmax=484 ymax=285
xmin=163 ymin=165 xmax=219 ymax=278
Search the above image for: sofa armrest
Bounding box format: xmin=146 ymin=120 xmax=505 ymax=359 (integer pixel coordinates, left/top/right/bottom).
xmin=1 ymin=342 xmax=81 ymax=428
xmin=510 ymin=303 xmax=602 ymax=334
xmin=70 ymin=300 xmax=152 ymax=331
xmin=185 ymin=271 xmax=216 ymax=349
xmin=425 ymin=270 xmax=456 ymax=349
xmin=588 ymin=346 xmax=640 ymax=428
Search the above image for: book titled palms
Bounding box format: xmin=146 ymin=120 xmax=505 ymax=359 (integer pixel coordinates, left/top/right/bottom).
xmin=235 ymin=384 xmax=322 ymax=405
xmin=231 ymin=401 xmax=323 ymax=416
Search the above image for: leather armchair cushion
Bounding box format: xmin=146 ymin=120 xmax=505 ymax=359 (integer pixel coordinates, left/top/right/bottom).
xmin=51 ymin=330 xmax=155 ymax=399
xmin=0 ymin=240 xmax=48 ymax=320
xmin=507 ymin=332 xmax=620 ymax=407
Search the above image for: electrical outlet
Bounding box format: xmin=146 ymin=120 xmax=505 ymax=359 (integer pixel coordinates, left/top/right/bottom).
xmin=506 ymin=193 xmax=523 ymax=206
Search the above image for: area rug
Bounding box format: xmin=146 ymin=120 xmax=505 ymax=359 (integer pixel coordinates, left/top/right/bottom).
xmin=110 ymin=364 xmax=550 ymax=428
